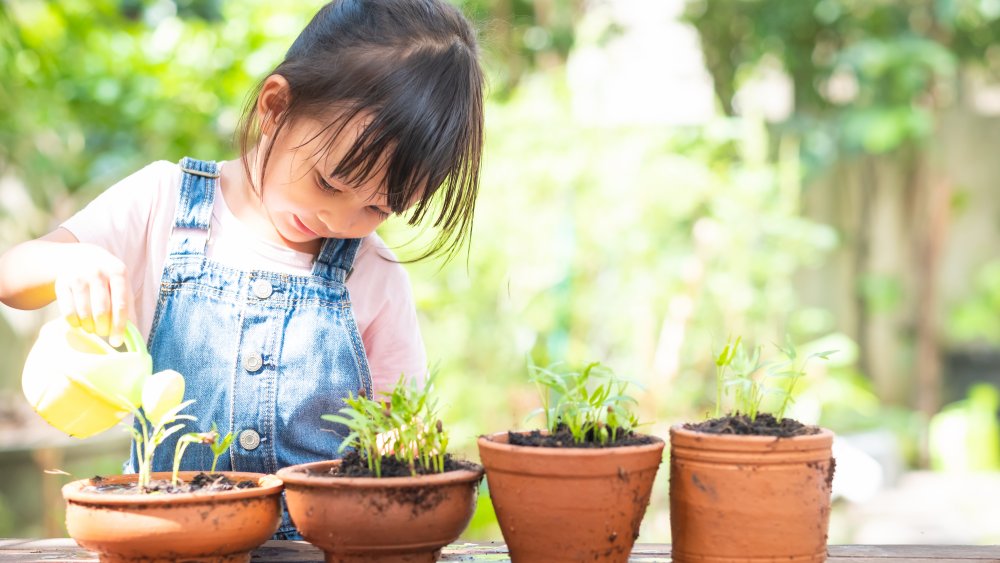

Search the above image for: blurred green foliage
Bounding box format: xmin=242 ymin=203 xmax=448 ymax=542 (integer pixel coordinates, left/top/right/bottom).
xmin=949 ymin=259 xmax=1000 ymax=344
xmin=931 ymin=383 xmax=1000 ymax=470
xmin=0 ymin=0 xmax=299 ymax=246
xmin=684 ymin=0 xmax=1000 ymax=157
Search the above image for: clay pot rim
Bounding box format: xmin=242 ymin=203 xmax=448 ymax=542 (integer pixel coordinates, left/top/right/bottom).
xmin=477 ymin=430 xmax=665 ymax=456
xmin=62 ymin=471 xmax=283 ymax=505
xmin=670 ymin=422 xmax=834 ymax=443
xmin=276 ymin=459 xmax=484 ymax=488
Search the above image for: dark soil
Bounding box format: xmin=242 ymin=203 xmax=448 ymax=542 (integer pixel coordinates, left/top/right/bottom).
xmin=84 ymin=472 xmax=258 ymax=495
xmin=684 ymin=412 xmax=821 ymax=437
xmin=297 ymin=451 xmax=483 ymax=517
xmin=506 ymin=423 xmax=658 ymax=448
xmin=308 ymin=450 xmax=481 ymax=478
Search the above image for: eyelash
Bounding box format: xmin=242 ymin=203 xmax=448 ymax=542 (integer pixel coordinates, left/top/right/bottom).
xmin=317 ymin=175 xmax=390 ymax=219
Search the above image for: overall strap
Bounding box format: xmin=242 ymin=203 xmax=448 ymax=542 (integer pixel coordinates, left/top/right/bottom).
xmin=312 ymin=237 xmax=364 ymax=283
xmin=168 ymin=157 xmax=219 ymax=256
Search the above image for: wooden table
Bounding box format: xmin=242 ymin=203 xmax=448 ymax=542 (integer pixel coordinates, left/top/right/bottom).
xmin=2 ymin=540 xmax=999 ymax=562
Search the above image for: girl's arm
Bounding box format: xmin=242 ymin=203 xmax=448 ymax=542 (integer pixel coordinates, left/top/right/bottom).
xmin=0 ymin=228 xmax=81 ymax=309
xmin=0 ymin=227 xmax=133 ymax=347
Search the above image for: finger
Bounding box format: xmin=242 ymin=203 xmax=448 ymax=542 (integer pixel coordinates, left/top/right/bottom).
xmin=91 ymin=275 xmax=113 ymax=338
xmin=108 ymin=271 xmax=129 ymax=348
xmin=72 ymin=279 xmax=95 ymax=334
xmin=54 ymin=279 xmax=80 ymax=327
xmin=123 ymin=274 xmax=135 ymax=328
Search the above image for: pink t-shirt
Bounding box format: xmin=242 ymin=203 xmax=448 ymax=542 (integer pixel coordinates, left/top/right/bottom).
xmin=61 ymin=160 xmax=426 ymax=396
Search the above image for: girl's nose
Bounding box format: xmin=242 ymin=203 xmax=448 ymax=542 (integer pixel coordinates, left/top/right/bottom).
xmin=317 ymin=207 xmax=359 ymax=235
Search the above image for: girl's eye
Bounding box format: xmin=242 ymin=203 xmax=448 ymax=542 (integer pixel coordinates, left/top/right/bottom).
xmin=317 ymin=176 xmax=342 ymax=193
xmin=318 ymin=172 xmax=390 ymax=218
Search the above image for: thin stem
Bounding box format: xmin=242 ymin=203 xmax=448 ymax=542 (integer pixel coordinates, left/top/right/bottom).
xmin=137 ymin=411 xmax=150 ymax=489
xmin=172 ymin=440 xmax=190 ymax=486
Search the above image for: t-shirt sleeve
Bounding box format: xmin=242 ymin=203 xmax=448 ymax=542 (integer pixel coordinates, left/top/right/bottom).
xmin=60 ymin=160 xmax=176 ymax=301
xmin=351 ymin=242 xmax=428 ymax=398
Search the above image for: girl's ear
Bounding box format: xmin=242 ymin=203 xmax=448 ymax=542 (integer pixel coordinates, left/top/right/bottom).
xmin=257 ymin=74 xmax=291 ymax=135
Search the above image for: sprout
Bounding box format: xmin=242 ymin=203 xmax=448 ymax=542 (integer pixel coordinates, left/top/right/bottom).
xmin=207 ymin=422 xmax=234 ymax=473
xmin=127 ymin=370 xmax=195 ymax=490
xmin=713 ymin=336 xmax=835 ymax=422
xmin=170 ymin=423 xmax=234 ymax=485
xmin=527 ymin=361 xmax=641 ymax=445
xmin=322 ymin=373 xmax=449 ymax=478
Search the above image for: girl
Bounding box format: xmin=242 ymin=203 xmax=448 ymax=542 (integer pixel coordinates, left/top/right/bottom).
xmin=0 ymin=0 xmax=483 ymax=538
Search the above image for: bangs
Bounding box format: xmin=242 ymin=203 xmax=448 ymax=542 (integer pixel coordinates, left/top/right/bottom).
xmin=294 ymin=41 xmax=483 ymax=260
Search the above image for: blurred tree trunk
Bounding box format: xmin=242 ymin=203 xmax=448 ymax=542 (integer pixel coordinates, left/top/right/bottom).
xmin=913 ymin=164 xmax=951 ymax=466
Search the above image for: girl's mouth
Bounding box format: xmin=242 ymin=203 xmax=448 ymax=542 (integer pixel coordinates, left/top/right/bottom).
xmin=293 ymin=215 xmax=320 ymax=237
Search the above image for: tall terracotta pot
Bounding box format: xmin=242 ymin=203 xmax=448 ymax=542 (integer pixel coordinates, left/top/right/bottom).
xmin=62 ymin=471 xmax=283 ymax=563
xmin=669 ymin=424 xmax=835 ymax=562
xmin=477 ymin=432 xmax=665 ymax=563
xmin=277 ymin=459 xmax=484 ymax=563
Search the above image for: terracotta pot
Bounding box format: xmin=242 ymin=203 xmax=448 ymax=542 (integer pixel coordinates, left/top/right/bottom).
xmin=62 ymin=471 xmax=283 ymax=563
xmin=277 ymin=460 xmax=484 ymax=563
xmin=477 ymin=431 xmax=665 ymax=563
xmin=669 ymin=424 xmax=836 ymax=563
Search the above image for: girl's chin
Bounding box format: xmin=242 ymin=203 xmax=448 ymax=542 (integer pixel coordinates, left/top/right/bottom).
xmin=273 ymin=222 xmax=319 ymax=248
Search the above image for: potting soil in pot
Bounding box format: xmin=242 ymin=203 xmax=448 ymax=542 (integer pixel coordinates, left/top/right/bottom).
xmin=84 ymin=472 xmax=259 ymax=494
xmin=507 ymin=423 xmax=658 ymax=448
xmin=304 ymin=450 xmax=482 ymax=478
xmin=684 ymin=412 xmax=822 ymax=437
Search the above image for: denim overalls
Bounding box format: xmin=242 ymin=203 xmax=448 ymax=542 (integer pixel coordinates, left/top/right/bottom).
xmin=126 ymin=157 xmax=373 ymax=538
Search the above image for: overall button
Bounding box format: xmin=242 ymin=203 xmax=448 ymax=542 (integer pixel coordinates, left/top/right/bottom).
xmin=239 ymin=429 xmax=260 ymax=451
xmin=243 ymin=353 xmax=263 ymax=372
xmin=252 ymin=279 xmax=273 ymax=299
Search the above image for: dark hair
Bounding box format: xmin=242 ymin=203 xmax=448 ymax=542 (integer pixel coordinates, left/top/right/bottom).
xmin=236 ymin=0 xmax=484 ymax=262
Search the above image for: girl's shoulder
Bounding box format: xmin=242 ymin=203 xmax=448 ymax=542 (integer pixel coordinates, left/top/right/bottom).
xmin=67 ymin=160 xmax=182 ymax=225
xmin=124 ymin=159 xmax=183 ymax=186
xmin=355 ymin=232 xmax=401 ymax=268
xmin=350 ymin=233 xmax=412 ymax=288
xmin=100 ymin=160 xmax=183 ymax=203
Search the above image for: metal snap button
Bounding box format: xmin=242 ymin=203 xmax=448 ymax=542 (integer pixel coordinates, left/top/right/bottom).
xmin=239 ymin=429 xmax=260 ymax=451
xmin=252 ymin=279 xmax=273 ymax=300
xmin=243 ymin=353 xmax=263 ymax=372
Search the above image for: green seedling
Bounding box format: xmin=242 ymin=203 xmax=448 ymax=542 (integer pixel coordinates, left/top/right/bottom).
xmin=714 ymin=336 xmax=741 ymax=418
xmin=770 ymin=336 xmax=835 ymax=421
xmin=713 ymin=335 xmax=834 ymax=422
xmin=527 ymin=360 xmax=640 ymax=445
xmin=322 ymin=373 xmax=449 ymax=478
xmin=118 ymin=369 xmax=197 ymax=490
xmin=172 ymin=430 xmax=215 ymax=486
xmin=169 ymin=423 xmax=234 ymax=486
xmin=207 ymin=423 xmax=235 ymax=472
xmin=128 ymin=400 xmax=196 ymax=490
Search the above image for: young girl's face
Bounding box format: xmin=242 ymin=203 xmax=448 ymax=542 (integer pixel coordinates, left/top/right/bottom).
xmin=257 ymin=115 xmax=401 ymax=248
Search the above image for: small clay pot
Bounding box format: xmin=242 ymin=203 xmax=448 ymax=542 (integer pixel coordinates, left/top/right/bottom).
xmin=669 ymin=424 xmax=835 ymax=563
xmin=477 ymin=431 xmax=665 ymax=563
xmin=277 ymin=459 xmax=484 ymax=563
xmin=62 ymin=471 xmax=283 ymax=563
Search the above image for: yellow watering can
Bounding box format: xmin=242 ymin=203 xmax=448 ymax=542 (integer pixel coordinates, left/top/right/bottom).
xmin=22 ymin=318 xmax=152 ymax=438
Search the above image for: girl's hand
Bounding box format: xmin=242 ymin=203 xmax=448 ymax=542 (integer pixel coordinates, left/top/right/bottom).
xmin=53 ymin=243 xmax=134 ymax=347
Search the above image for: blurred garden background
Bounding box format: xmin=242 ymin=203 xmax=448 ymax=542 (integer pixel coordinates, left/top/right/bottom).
xmin=2 ymin=0 xmax=1000 ymax=545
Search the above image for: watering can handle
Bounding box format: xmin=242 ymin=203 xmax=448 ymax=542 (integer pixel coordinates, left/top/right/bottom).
xmin=121 ymin=321 xmax=148 ymax=355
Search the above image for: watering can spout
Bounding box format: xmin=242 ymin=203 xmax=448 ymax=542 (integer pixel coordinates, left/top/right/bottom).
xmin=22 ymin=318 xmax=152 ymax=438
